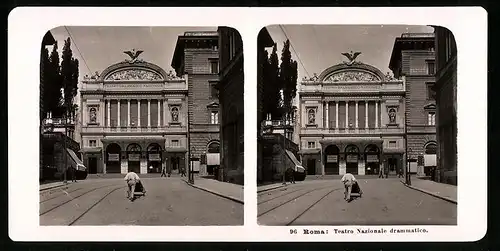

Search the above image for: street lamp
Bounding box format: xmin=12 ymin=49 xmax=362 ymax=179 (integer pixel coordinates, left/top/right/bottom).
xmin=281 ymin=115 xmax=287 ymax=185
xmin=189 ymin=146 xmax=195 ymax=184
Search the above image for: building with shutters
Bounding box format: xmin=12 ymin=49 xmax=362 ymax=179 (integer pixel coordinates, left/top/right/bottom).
xmin=389 ymin=32 xmax=437 ymax=177
xmin=298 ymin=52 xmax=406 ymax=176
xmin=79 ymin=50 xmax=189 ymax=175
xmin=172 ymin=31 xmax=221 ymax=177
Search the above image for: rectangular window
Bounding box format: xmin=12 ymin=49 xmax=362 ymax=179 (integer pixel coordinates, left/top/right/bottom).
xmin=427 ymin=83 xmax=436 ymax=100
xmin=426 ymin=60 xmax=435 ymax=75
xmin=211 ymin=111 xmax=219 ymax=124
xmin=308 ymin=141 xmax=316 ymax=149
xmin=89 ymin=140 xmax=97 ymax=147
xmin=210 ymin=82 xmax=218 ymax=99
xmin=389 ymin=141 xmax=397 ymax=148
xmin=428 ymin=112 xmax=436 ymax=126
xmin=210 ymin=60 xmax=219 ymax=74
xmin=171 ymin=140 xmax=179 ymax=147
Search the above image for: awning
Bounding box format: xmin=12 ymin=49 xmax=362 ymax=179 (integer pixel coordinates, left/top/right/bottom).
xmin=424 ymin=154 xmax=437 ymax=166
xmin=79 ymin=147 xmax=102 ymax=153
xmin=165 ymin=147 xmax=187 ymax=153
xmin=207 ymin=153 xmax=220 ymax=165
xmin=66 ymin=148 xmax=86 ymax=171
xmin=298 ymin=149 xmax=321 ymax=155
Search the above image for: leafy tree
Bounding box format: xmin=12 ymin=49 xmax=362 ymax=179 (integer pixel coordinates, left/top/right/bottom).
xmin=279 ymin=39 xmax=298 ymax=118
xmin=40 ymin=46 xmax=50 ymax=120
xmin=47 ymin=42 xmax=63 ymax=117
xmin=267 ymin=43 xmax=282 ymax=120
xmin=60 ymin=38 xmax=79 ymax=121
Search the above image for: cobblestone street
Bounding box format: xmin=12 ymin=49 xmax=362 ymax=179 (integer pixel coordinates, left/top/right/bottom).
xmin=257 ymin=178 xmax=456 ymax=226
xmin=40 ymin=177 xmax=243 ymax=226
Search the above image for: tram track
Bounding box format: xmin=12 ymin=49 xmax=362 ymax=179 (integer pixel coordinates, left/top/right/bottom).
xmin=39 ymin=184 xmax=121 ymax=216
xmin=257 ymin=186 xmax=334 ymax=217
xmin=285 ymin=188 xmax=341 ymax=226
xmin=40 ymin=187 xmax=84 ymax=203
xmin=68 ymin=186 xmax=124 ymax=226
xmin=258 ymin=184 xmax=334 ymax=205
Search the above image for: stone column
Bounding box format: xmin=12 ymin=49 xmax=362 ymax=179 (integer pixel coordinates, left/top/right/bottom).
xmin=127 ymin=99 xmax=131 ymax=127
xmin=100 ymin=100 xmax=105 ymax=126
xmin=117 ymin=99 xmax=121 ymax=127
xmin=137 ymin=99 xmax=141 ymax=127
xmin=365 ymin=101 xmax=369 ymax=129
xmin=345 ymin=101 xmax=349 ymax=128
xmin=355 ymin=101 xmax=359 ymax=129
xmin=82 ymin=100 xmax=87 ymax=126
xmin=335 ymin=102 xmax=339 ymax=128
xmin=157 ymin=100 xmax=161 ymax=127
xmin=163 ymin=99 xmax=167 ymax=126
xmin=325 ymin=102 xmax=329 ymax=128
xmin=375 ymin=101 xmax=379 ymax=129
xmin=107 ymin=100 xmax=111 ymax=127
xmin=102 ymin=148 xmax=107 ymax=174
xmin=148 ymin=99 xmax=151 ymax=128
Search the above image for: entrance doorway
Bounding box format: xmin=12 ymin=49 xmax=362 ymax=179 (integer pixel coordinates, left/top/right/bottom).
xmin=324 ymin=145 xmax=340 ymax=175
xmin=171 ymin=157 xmax=180 ymax=173
xmin=88 ymin=157 xmax=97 ymax=174
xmin=147 ymin=143 xmax=162 ymax=173
xmin=364 ymin=144 xmax=380 ymax=175
xmin=307 ymin=159 xmax=316 ymax=175
xmin=127 ymin=143 xmax=141 ymax=173
xmin=388 ymin=157 xmax=398 ymax=175
xmin=345 ymin=145 xmax=359 ymax=175
xmin=105 ymin=143 xmax=121 ymax=173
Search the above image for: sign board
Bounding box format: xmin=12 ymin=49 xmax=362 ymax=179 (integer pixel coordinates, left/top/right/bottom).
xmin=149 ymin=153 xmax=161 ymax=161
xmin=128 ymin=154 xmax=140 ymax=162
xmin=424 ymin=154 xmax=437 ymax=166
xmin=108 ymin=153 xmax=119 ymax=162
xmin=326 ymin=155 xmax=338 ymax=163
xmin=346 ymin=155 xmax=358 ymax=163
xmin=192 ymin=161 xmax=200 ymax=172
xmin=207 ymin=153 xmax=220 ymax=166
xmin=366 ymin=155 xmax=379 ymax=163
xmin=409 ymin=162 xmax=418 ymax=173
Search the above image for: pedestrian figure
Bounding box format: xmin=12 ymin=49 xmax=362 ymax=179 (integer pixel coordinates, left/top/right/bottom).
xmin=378 ymin=166 xmax=385 ymax=178
xmin=180 ymin=166 xmax=186 ymax=177
xmin=70 ymin=165 xmax=77 ymax=182
xmin=398 ymin=168 xmax=404 ymax=178
xmin=285 ymin=167 xmax=296 ymax=184
xmin=124 ymin=171 xmax=145 ymax=201
xmin=341 ymin=172 xmax=361 ymax=202
xmin=385 ymin=165 xmax=389 ymax=178
xmin=161 ymin=165 xmax=167 ymax=177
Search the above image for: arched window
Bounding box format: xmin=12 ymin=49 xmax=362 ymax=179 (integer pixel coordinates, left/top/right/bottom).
xmin=208 ymin=141 xmax=220 ymax=153
xmin=425 ymin=142 xmax=437 ymax=154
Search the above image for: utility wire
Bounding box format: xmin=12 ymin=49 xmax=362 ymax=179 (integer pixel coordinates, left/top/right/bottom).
xmin=278 ymin=25 xmax=311 ymax=79
xmin=64 ymin=26 xmax=92 ymax=74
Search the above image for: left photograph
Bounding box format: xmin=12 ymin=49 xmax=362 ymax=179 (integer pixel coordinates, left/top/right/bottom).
xmin=39 ymin=26 xmax=244 ymax=226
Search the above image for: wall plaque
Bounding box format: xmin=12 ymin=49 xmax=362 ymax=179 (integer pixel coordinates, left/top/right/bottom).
xmin=346 ymin=155 xmax=358 ymax=163
xmin=108 ymin=153 xmax=119 ymax=162
xmin=326 ymin=155 xmax=338 ymax=163
xmin=128 ymin=154 xmax=140 ymax=161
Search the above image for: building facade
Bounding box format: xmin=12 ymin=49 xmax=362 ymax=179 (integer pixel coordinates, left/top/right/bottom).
xmin=217 ymin=27 xmax=244 ymax=184
xmin=433 ymin=27 xmax=458 ymax=185
xmin=298 ymin=54 xmax=405 ymax=176
xmin=389 ymin=33 xmax=437 ymax=176
xmin=172 ymin=31 xmax=220 ymax=176
xmin=79 ymin=52 xmax=189 ymax=175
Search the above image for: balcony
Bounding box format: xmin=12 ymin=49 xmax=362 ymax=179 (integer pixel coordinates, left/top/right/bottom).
xmin=300 ymin=126 xmax=404 ymax=135
xmin=81 ymin=126 xmax=187 ymax=134
xmin=299 ymin=80 xmax=404 ymax=94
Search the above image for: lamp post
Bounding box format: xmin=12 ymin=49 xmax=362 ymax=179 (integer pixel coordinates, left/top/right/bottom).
xmin=189 ymin=146 xmax=195 ymax=184
xmin=281 ymin=115 xmax=287 ymax=185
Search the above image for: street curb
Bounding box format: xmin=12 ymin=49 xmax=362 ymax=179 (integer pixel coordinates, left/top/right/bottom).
xmin=400 ymin=181 xmax=457 ymax=204
xmin=257 ymin=184 xmax=286 ymax=194
xmin=183 ymin=180 xmax=244 ymax=204
xmin=39 ymin=183 xmax=67 ymax=191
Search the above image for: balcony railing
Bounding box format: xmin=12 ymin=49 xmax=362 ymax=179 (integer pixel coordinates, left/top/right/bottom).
xmin=299 ymin=80 xmax=404 ymax=93
xmin=300 ymin=126 xmax=404 ymax=135
xmin=81 ymin=126 xmax=187 ymax=134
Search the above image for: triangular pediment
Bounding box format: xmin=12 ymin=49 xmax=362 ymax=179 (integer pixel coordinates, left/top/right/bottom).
xmin=207 ymin=102 xmax=219 ymax=108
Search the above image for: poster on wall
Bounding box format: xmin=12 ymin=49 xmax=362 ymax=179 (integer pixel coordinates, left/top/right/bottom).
xmin=326 ymin=155 xmax=338 ymax=163
xmin=149 ymin=153 xmax=161 ymax=161
xmin=128 ymin=154 xmax=140 ymax=161
xmin=366 ymin=155 xmax=379 ymax=163
xmin=346 ymin=155 xmax=358 ymax=163
xmin=108 ymin=153 xmax=119 ymax=162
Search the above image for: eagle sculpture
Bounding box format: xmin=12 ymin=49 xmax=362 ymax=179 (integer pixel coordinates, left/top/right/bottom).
xmin=341 ymin=51 xmax=362 ymax=65
xmin=123 ymin=49 xmax=144 ymax=63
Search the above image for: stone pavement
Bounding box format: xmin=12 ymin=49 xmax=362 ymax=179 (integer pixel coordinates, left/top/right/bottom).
xmin=185 ymin=178 xmax=244 ymax=204
xmin=258 ymin=183 xmax=286 ymax=193
xmin=404 ymin=178 xmax=457 ymax=204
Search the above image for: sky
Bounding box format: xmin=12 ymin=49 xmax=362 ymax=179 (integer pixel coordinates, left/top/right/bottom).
xmin=265 ymin=25 xmax=434 ymax=81
xmin=49 ymin=26 xmax=218 ymax=80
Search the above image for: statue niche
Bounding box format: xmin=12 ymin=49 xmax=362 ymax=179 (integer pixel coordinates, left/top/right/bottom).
xmin=89 ymin=107 xmax=97 ymax=124
xmin=388 ymin=108 xmax=397 ymax=124
xmin=171 ymin=107 xmax=179 ymax=123
xmin=308 ymin=109 xmax=316 ymax=125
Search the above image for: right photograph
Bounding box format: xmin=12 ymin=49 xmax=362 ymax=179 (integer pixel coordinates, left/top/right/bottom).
xmin=256 ymin=25 xmax=457 ymax=226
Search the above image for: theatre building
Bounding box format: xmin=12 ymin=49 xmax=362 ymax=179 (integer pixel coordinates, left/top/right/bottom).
xmin=298 ymin=54 xmax=406 ymax=176
xmin=79 ymin=52 xmax=189 ymax=174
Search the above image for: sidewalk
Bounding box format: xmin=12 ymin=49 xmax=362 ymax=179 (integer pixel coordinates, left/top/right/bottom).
xmin=39 ymin=181 xmax=68 ymax=191
xmin=257 ymin=183 xmax=286 ymax=193
xmin=184 ymin=178 xmax=244 ymax=204
xmin=402 ymin=178 xmax=457 ymax=204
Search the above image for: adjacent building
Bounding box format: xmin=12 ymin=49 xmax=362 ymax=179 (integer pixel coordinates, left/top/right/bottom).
xmin=433 ymin=27 xmax=458 ymax=185
xmin=298 ymin=53 xmax=406 ymax=176
xmin=217 ymin=27 xmax=244 ymax=184
xmin=79 ymin=51 xmax=189 ymax=175
xmin=172 ymin=31 xmax=221 ymax=177
xmin=389 ymin=33 xmax=437 ymax=177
